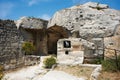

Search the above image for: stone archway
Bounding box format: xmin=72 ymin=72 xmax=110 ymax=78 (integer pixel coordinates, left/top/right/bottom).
xmin=47 ymin=24 xmax=69 ymax=54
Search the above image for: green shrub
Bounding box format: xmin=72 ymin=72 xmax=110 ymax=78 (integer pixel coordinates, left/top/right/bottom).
xmin=102 ymin=59 xmax=118 ymax=72
xmin=43 ymin=56 xmax=56 ymax=68
xmin=22 ymin=41 xmax=35 ymax=55
xmin=96 ymin=6 xmax=102 ymax=10
xmin=102 ymin=55 xmax=120 ymax=72
xmin=89 ymin=57 xmax=103 ymax=64
xmin=92 ymin=59 xmax=102 ymax=64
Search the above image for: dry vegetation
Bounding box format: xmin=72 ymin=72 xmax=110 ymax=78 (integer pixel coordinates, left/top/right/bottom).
xmin=98 ymin=71 xmax=120 ymax=80
xmin=54 ymin=65 xmax=94 ymax=80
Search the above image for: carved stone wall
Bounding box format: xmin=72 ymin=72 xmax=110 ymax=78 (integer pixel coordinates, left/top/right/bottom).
xmin=57 ymin=38 xmax=95 ymax=64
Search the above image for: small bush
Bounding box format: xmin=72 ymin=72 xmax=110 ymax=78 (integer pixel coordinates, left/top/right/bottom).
xmin=22 ymin=41 xmax=35 ymax=55
xmin=92 ymin=59 xmax=102 ymax=64
xmin=96 ymin=6 xmax=102 ymax=10
xmin=102 ymin=55 xmax=120 ymax=72
xmin=88 ymin=57 xmax=103 ymax=64
xmin=102 ymin=59 xmax=118 ymax=72
xmin=43 ymin=56 xmax=56 ymax=68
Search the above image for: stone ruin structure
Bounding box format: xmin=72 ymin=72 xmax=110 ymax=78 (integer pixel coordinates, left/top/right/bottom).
xmin=0 ymin=19 xmax=41 ymax=70
xmin=0 ymin=19 xmax=24 ymax=69
xmin=57 ymin=38 xmax=95 ymax=64
xmin=16 ymin=17 xmax=48 ymax=55
xmin=0 ymin=2 xmax=120 ymax=69
xmin=16 ymin=17 xmax=68 ymax=55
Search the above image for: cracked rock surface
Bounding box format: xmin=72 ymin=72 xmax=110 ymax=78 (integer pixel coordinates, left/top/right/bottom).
xmin=48 ymin=2 xmax=120 ymax=38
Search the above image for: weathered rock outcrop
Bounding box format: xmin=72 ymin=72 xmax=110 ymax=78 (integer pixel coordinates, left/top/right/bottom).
xmin=15 ymin=16 xmax=48 ymax=29
xmin=48 ymin=2 xmax=120 ymax=39
xmin=48 ymin=2 xmax=120 ymax=58
xmin=16 ymin=17 xmax=69 ymax=55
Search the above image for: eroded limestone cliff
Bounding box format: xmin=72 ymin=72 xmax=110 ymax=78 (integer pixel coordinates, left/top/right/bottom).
xmin=48 ymin=2 xmax=120 ymax=39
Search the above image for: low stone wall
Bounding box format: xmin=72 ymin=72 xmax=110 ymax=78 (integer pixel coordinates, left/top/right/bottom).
xmin=3 ymin=57 xmax=25 ymax=70
xmin=24 ymin=55 xmax=40 ymax=66
xmin=3 ymin=55 xmax=40 ymax=70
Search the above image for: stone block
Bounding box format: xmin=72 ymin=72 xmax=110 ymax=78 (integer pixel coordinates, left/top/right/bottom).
xmin=57 ymin=38 xmax=85 ymax=65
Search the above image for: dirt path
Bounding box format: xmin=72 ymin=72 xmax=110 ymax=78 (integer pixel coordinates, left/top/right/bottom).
xmin=2 ymin=65 xmax=47 ymax=80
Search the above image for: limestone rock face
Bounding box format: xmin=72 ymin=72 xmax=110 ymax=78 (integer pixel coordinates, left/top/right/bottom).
xmin=48 ymin=2 xmax=120 ymax=38
xmin=48 ymin=2 xmax=120 ymax=59
xmin=15 ymin=16 xmax=48 ymax=29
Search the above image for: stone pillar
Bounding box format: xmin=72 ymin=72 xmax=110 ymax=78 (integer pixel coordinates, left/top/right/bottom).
xmin=42 ymin=31 xmax=48 ymax=55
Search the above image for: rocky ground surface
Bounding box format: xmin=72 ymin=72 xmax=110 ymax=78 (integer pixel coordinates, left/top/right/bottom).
xmin=39 ymin=70 xmax=85 ymax=80
xmin=2 ymin=65 xmax=48 ymax=80
xmin=2 ymin=64 xmax=101 ymax=80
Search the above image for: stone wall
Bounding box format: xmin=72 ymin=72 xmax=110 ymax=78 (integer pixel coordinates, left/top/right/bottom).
xmin=24 ymin=55 xmax=40 ymax=66
xmin=104 ymin=35 xmax=120 ymax=57
xmin=16 ymin=17 xmax=48 ymax=55
xmin=0 ymin=19 xmax=24 ymax=69
xmin=57 ymin=38 xmax=95 ymax=64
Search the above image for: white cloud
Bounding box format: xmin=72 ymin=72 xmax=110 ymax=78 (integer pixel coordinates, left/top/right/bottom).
xmin=28 ymin=0 xmax=39 ymax=6
xmin=40 ymin=14 xmax=51 ymax=20
xmin=0 ymin=3 xmax=14 ymax=19
xmin=28 ymin=0 xmax=51 ymax=6
xmin=72 ymin=0 xmax=101 ymax=4
xmin=72 ymin=0 xmax=86 ymax=4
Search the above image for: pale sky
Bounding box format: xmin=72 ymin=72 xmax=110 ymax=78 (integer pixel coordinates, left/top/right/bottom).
xmin=0 ymin=0 xmax=120 ymax=20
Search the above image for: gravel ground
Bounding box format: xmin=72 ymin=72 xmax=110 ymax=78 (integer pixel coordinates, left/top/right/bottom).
xmin=2 ymin=65 xmax=47 ymax=80
xmin=39 ymin=70 xmax=86 ymax=80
